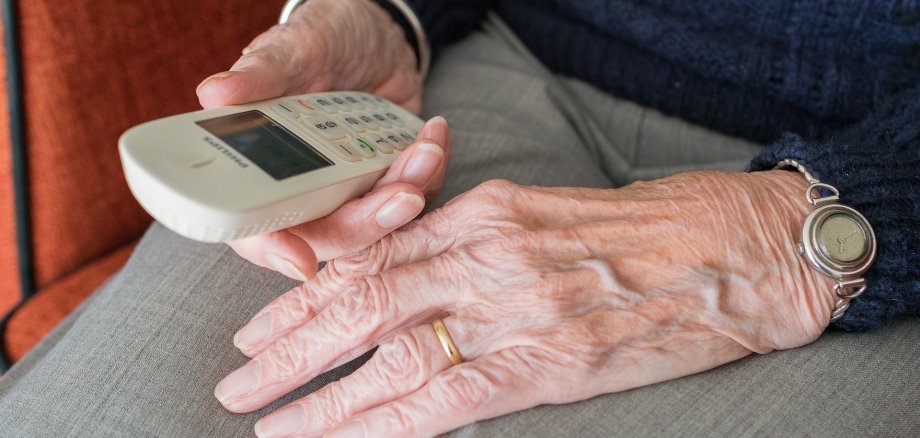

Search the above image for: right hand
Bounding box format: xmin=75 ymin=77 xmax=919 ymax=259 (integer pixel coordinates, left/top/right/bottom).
xmin=197 ymin=0 xmax=423 ymax=113
xmin=196 ymin=0 xmax=447 ymax=281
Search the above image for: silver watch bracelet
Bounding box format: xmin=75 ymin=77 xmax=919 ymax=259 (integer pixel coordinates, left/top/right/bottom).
xmin=279 ymin=0 xmax=431 ymax=81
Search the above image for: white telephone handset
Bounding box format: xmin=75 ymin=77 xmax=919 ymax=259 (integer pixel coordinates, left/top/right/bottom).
xmin=119 ymin=92 xmax=424 ymax=243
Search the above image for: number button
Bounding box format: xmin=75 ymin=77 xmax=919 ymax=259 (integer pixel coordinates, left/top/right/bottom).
xmin=302 ymin=116 xmax=347 ymax=139
xmin=307 ymin=97 xmax=338 ymax=114
xmin=350 ymin=137 xmax=378 ymax=158
xmin=384 ymin=112 xmax=404 ymax=127
xmin=360 ymin=95 xmax=383 ymax=109
xmin=329 ymin=95 xmax=352 ymax=110
xmin=337 ymin=115 xmax=366 ymax=133
xmin=364 ymin=133 xmax=395 ymax=153
xmin=343 ymin=94 xmax=364 ymax=109
xmin=358 ymin=114 xmax=380 ymax=130
xmin=371 ymin=95 xmax=388 ymax=108
xmin=397 ymin=131 xmax=415 ymax=143
xmin=371 ymin=113 xmax=393 ymax=128
xmin=384 ymin=132 xmax=408 ymax=150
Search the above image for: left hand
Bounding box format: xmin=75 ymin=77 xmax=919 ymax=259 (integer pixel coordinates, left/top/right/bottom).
xmin=215 ymin=171 xmax=836 ymax=437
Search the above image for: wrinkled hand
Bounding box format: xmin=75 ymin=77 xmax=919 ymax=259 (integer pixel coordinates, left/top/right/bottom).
xmin=196 ymin=0 xmax=445 ymax=279
xmin=215 ymin=171 xmax=836 ymax=437
xmin=197 ymin=0 xmax=421 ymax=111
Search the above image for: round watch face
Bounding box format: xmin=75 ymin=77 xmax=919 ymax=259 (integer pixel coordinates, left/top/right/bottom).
xmin=817 ymin=213 xmax=869 ymax=263
xmin=801 ymin=203 xmax=876 ymax=279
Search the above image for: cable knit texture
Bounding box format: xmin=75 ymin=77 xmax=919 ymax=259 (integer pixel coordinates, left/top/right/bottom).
xmin=402 ymin=0 xmax=920 ymax=330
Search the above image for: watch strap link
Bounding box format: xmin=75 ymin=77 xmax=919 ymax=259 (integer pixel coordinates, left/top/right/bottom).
xmin=777 ymin=158 xmax=875 ymax=323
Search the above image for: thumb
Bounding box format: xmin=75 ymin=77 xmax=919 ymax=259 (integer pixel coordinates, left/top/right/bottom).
xmin=196 ymin=52 xmax=291 ymax=109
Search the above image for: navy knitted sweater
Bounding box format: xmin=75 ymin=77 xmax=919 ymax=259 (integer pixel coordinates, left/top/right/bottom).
xmin=400 ymin=0 xmax=920 ymax=331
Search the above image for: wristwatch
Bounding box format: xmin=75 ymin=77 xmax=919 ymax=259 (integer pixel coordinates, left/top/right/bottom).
xmin=776 ymin=159 xmax=877 ymax=322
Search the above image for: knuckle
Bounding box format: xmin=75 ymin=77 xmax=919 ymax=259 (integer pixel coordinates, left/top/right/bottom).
xmin=323 ymin=255 xmax=362 ymax=286
xmin=431 ymin=368 xmax=494 ymax=413
xmin=264 ymin=334 xmax=309 ymax=378
xmin=373 ymin=333 xmax=428 ymax=387
xmin=275 ymin=284 xmax=318 ymax=324
xmin=324 ymin=277 xmax=392 ymax=337
xmin=311 ymin=382 xmax=350 ymax=425
xmin=376 ymin=405 xmax=418 ymax=435
xmin=460 ymin=179 xmax=518 ymax=208
xmin=325 ymin=241 xmax=389 ymax=282
xmin=477 ymin=179 xmax=518 ymax=196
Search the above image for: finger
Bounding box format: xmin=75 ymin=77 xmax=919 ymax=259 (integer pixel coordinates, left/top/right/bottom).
xmin=227 ymin=230 xmax=317 ymax=281
xmin=325 ymin=348 xmax=549 ymax=437
xmin=229 ymin=116 xmax=450 ymax=276
xmin=252 ymin=318 xmax=482 ymax=437
xmin=227 ymin=183 xmax=425 ymax=279
xmin=196 ymin=49 xmax=292 ymax=108
xmin=231 ymin=281 xmax=340 ymax=357
xmin=373 ymin=116 xmax=451 ymax=197
xmin=215 ymin=255 xmax=461 ymax=413
xmin=231 ymin=202 xmax=459 ymax=359
xmin=293 ymin=116 xmax=450 ymax=261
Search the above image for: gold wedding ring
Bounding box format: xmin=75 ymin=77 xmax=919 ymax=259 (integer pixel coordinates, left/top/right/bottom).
xmin=431 ymin=319 xmax=463 ymax=366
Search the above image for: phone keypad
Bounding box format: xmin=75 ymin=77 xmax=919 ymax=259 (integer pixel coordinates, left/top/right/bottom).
xmin=302 ymin=116 xmax=347 ymax=139
xmin=344 ymin=95 xmax=364 ymax=109
xmin=272 ymin=92 xmax=422 ymax=163
xmin=363 ymin=133 xmax=395 ymax=154
xmin=338 ymin=114 xmax=367 ymax=133
xmin=328 ymin=140 xmax=362 ymax=162
xmin=350 ymin=137 xmax=378 ymax=158
xmin=308 ymin=97 xmax=339 ymax=114
xmin=358 ymin=114 xmax=380 ymax=130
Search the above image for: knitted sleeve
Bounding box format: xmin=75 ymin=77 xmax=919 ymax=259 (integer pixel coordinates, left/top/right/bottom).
xmin=402 ymin=0 xmax=493 ymax=54
xmin=749 ymin=86 xmax=920 ymax=331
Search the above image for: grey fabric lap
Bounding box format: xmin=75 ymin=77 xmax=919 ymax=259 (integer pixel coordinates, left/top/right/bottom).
xmin=0 ymin=13 xmax=917 ymax=437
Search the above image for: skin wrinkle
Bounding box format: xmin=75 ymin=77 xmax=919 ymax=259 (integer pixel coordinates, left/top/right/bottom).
xmin=224 ymin=171 xmax=838 ymax=435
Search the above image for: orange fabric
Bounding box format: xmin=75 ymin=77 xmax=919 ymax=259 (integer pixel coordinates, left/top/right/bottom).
xmin=0 ymin=0 xmax=284 ymax=362
xmin=3 ymin=241 xmax=137 ymax=363
xmin=0 ymin=11 xmax=20 ymax=317
xmin=19 ymin=0 xmax=283 ymax=290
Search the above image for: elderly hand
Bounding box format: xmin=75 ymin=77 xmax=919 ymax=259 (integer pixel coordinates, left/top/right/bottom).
xmin=215 ymin=171 xmax=836 ymax=437
xmin=196 ymin=0 xmax=446 ymax=280
xmin=197 ymin=0 xmax=421 ymax=112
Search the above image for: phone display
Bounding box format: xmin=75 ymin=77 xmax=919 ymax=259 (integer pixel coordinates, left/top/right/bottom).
xmin=196 ymin=111 xmax=332 ymax=180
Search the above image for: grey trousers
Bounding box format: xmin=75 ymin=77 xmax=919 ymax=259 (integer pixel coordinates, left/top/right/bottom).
xmin=1 ymin=15 xmax=918 ymax=437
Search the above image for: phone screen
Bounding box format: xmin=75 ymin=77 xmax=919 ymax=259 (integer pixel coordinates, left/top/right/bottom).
xmin=196 ymin=111 xmax=333 ymax=180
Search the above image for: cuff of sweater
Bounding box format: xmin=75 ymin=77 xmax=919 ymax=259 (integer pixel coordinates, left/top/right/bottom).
xmin=748 ymin=134 xmax=899 ymax=332
xmin=747 ymin=133 xmax=833 ymax=179
xmin=404 ymin=0 xmax=489 ymax=55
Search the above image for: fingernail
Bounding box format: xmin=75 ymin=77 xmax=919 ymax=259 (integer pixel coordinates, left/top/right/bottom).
xmin=265 ymin=253 xmax=307 ymax=281
xmin=255 ymin=405 xmax=305 ymax=438
xmin=196 ymin=71 xmax=236 ymax=94
xmin=234 ymin=313 xmax=273 ymax=350
xmin=215 ymin=360 xmax=260 ymax=405
xmin=325 ymin=422 xmax=366 ymax=438
xmin=375 ymin=192 xmax=424 ymax=229
xmin=401 ymin=143 xmax=443 ymax=186
xmin=421 ymin=115 xmax=448 ymax=140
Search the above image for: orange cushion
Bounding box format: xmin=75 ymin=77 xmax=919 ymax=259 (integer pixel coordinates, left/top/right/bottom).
xmin=3 ymin=242 xmax=137 ymax=363
xmin=0 ymin=0 xmax=282 ymax=319
xmin=20 ymin=0 xmax=283 ymax=289
xmin=0 ymin=19 xmax=20 ymax=317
